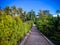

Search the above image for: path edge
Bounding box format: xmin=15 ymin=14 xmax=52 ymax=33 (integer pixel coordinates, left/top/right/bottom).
xmin=40 ymin=32 xmax=55 ymax=45
xmin=19 ymin=31 xmax=31 ymax=45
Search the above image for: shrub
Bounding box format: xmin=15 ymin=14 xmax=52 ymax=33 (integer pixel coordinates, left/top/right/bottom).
xmin=0 ymin=15 xmax=32 ymax=45
xmin=35 ymin=15 xmax=60 ymax=45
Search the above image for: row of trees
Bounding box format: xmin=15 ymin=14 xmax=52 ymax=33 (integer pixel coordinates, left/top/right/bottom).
xmin=0 ymin=6 xmax=36 ymax=22
xmin=0 ymin=6 xmax=60 ymax=22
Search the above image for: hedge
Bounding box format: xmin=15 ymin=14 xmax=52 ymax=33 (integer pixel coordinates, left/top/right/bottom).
xmin=35 ymin=15 xmax=60 ymax=45
xmin=0 ymin=15 xmax=32 ymax=45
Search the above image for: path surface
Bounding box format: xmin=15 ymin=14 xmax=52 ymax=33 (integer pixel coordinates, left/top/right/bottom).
xmin=24 ymin=26 xmax=51 ymax=45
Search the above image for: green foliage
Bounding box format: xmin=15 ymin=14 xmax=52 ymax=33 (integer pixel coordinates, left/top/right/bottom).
xmin=1 ymin=6 xmax=60 ymax=45
xmin=27 ymin=10 xmax=36 ymax=22
xmin=0 ymin=15 xmax=32 ymax=45
xmin=36 ymin=15 xmax=60 ymax=45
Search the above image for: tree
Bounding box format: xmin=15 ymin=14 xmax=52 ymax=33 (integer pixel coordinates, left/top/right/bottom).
xmin=27 ymin=10 xmax=36 ymax=21
xmin=38 ymin=10 xmax=50 ymax=18
xmin=4 ymin=6 xmax=10 ymax=15
xmin=17 ymin=8 xmax=23 ymax=15
xmin=11 ymin=6 xmax=17 ymax=16
xmin=38 ymin=10 xmax=43 ymax=17
xmin=44 ymin=10 xmax=49 ymax=15
xmin=20 ymin=11 xmax=27 ymax=22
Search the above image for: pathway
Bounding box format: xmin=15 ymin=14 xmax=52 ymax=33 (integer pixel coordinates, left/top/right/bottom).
xmin=24 ymin=26 xmax=53 ymax=45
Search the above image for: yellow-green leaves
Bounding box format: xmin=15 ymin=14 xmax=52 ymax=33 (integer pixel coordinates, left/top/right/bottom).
xmin=0 ymin=15 xmax=32 ymax=45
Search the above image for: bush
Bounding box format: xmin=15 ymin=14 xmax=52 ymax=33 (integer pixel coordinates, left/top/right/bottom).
xmin=35 ymin=15 xmax=60 ymax=45
xmin=0 ymin=15 xmax=32 ymax=45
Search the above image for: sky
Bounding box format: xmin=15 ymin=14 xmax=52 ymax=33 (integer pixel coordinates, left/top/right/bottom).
xmin=0 ymin=0 xmax=60 ymax=15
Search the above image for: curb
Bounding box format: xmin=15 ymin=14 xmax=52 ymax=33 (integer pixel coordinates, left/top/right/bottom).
xmin=40 ymin=32 xmax=55 ymax=45
xmin=20 ymin=31 xmax=31 ymax=45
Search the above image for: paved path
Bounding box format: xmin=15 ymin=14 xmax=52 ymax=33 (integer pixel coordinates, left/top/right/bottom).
xmin=24 ymin=26 xmax=51 ymax=45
